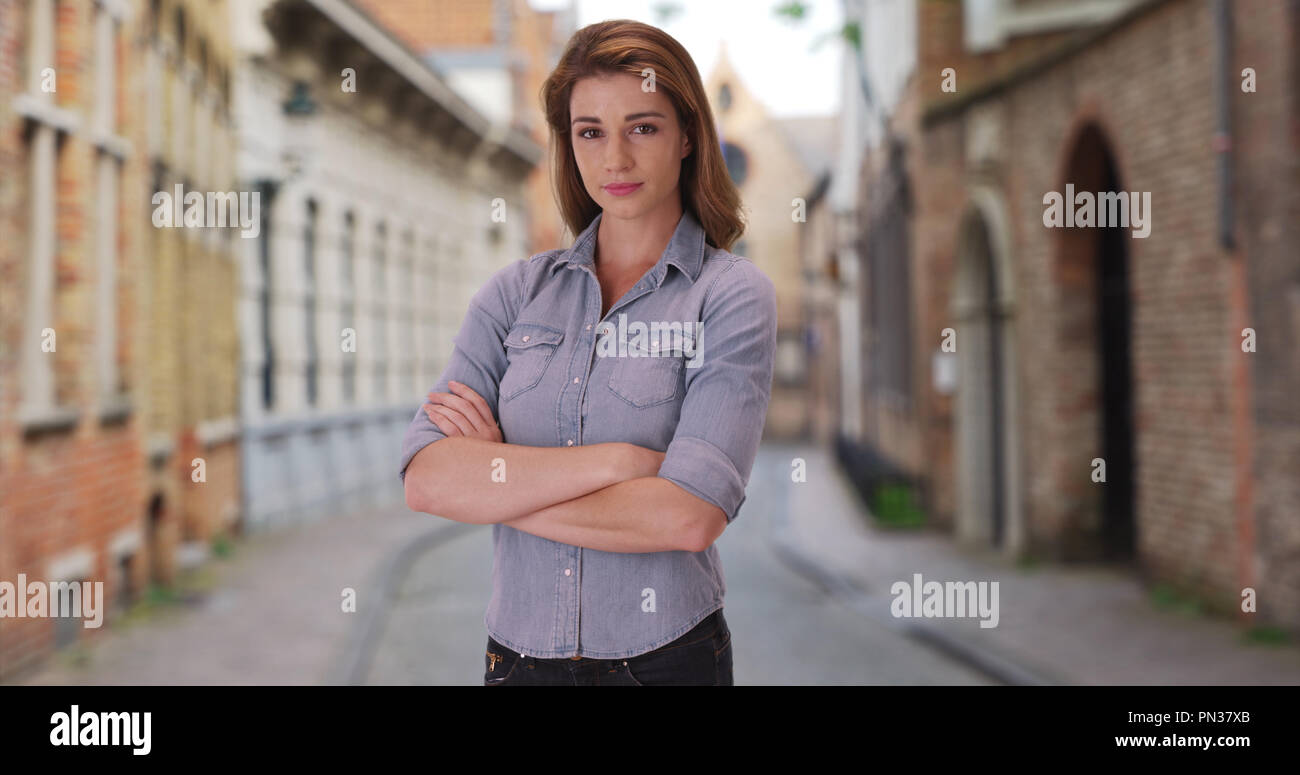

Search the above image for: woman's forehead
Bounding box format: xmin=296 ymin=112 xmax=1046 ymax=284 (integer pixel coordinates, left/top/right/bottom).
xmin=570 ymin=72 xmax=673 ymax=115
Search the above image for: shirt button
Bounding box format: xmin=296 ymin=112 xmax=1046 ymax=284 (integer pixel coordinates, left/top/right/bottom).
xmin=566 ymin=439 xmax=574 ymax=446
xmin=572 ymin=377 xmax=580 ymax=384
xmin=521 ymin=335 xmax=530 ymax=342
xmin=586 ymin=324 xmax=592 ymax=330
xmin=564 ymin=568 xmax=572 ymax=576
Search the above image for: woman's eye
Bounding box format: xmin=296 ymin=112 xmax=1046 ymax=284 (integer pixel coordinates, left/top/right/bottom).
xmin=632 ymin=124 xmax=657 ymax=135
xmin=577 ymin=128 xmax=600 ymax=139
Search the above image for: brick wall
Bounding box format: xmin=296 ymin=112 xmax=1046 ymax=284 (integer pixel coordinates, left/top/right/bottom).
xmin=355 ymin=0 xmax=499 ymax=52
xmin=910 ymin=0 xmax=1300 ymax=631
xmin=1233 ymin=0 xmax=1300 ymax=628
xmin=0 ymin=0 xmax=147 ymax=677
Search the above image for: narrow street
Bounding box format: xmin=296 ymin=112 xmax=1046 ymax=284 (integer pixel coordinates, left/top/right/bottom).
xmin=362 ymin=445 xmax=994 ymax=685
xmin=14 ymin=443 xmax=1298 ymax=686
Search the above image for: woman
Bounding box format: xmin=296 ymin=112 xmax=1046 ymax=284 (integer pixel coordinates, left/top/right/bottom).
xmin=398 ymin=19 xmax=777 ymax=685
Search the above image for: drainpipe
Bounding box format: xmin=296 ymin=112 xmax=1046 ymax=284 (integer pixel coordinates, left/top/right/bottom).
xmin=1213 ymin=0 xmax=1234 ymax=251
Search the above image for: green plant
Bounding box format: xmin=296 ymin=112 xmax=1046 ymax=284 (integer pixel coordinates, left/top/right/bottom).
xmin=1015 ymin=552 xmax=1042 ymax=571
xmin=145 ymin=582 xmax=177 ymax=607
xmin=1150 ymin=583 xmax=1206 ymax=617
xmin=211 ymin=533 xmax=233 ymax=558
xmin=871 ymin=484 xmax=926 ymax=528
xmin=1242 ymin=626 xmax=1291 ymax=647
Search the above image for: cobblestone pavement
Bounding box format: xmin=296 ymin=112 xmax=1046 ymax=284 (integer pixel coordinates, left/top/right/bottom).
xmin=9 ymin=500 xmax=435 ymax=685
xmin=760 ymin=442 xmax=1300 ymax=686
xmin=15 ymin=441 xmax=1292 ymax=686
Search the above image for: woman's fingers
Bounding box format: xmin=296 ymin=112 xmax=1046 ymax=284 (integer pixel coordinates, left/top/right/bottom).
xmin=424 ymin=381 xmax=501 ymax=442
xmin=422 ymin=403 xmax=459 ymax=436
xmin=424 ymin=403 xmax=472 ymax=436
xmin=427 ymin=389 xmax=487 ymax=434
xmin=448 ymin=381 xmax=497 ymax=429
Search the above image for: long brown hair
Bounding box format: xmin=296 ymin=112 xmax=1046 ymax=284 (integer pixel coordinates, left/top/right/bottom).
xmin=540 ymin=19 xmax=746 ymax=251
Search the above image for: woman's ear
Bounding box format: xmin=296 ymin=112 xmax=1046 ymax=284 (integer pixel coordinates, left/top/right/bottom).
xmin=681 ymin=134 xmax=692 ymax=159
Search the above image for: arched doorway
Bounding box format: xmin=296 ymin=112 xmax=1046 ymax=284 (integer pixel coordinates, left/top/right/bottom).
xmin=1056 ymin=124 xmax=1137 ymax=562
xmin=952 ymin=188 xmax=1023 ymax=554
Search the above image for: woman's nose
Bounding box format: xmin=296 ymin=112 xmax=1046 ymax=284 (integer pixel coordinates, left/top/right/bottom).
xmin=603 ymin=135 xmax=632 ymax=172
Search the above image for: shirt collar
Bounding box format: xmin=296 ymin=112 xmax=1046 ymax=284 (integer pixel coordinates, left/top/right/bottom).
xmin=548 ymin=208 xmax=708 ymax=287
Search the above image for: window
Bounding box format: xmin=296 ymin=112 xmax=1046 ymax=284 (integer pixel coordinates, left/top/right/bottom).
xmin=52 ymin=579 xmax=87 ymax=649
xmin=258 ymin=183 xmax=277 ymax=410
xmin=422 ymin=237 xmax=439 ymax=384
xmin=19 ymin=0 xmax=60 ymax=419
xmin=373 ymin=222 xmax=388 ymax=402
xmin=94 ymin=1 xmax=124 ymax=399
xmin=401 ymin=230 xmax=416 ymax=398
xmin=865 ymin=145 xmax=913 ymax=404
xmin=775 ymin=331 xmax=807 ymax=386
xmin=722 ymin=141 xmax=749 ymax=187
xmin=117 ymin=554 xmax=137 ymax=612
xmin=304 ymin=200 xmax=319 ymax=407
xmin=963 ymin=0 xmax=1002 ymax=51
xmin=340 ymin=212 xmax=356 ymax=403
xmin=718 ymin=83 xmax=732 ymax=112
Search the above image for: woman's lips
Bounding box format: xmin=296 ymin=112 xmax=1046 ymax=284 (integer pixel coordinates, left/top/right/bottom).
xmin=603 ymin=182 xmax=643 ymax=196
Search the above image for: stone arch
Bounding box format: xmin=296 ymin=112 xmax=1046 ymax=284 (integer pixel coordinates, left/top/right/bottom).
xmin=951 ymin=185 xmax=1024 ymax=556
xmin=1053 ymin=122 xmax=1137 ymax=562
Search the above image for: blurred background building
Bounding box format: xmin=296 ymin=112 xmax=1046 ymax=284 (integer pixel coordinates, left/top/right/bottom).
xmin=2 ymin=0 xmax=143 ymax=674
xmin=815 ymin=0 xmax=1300 ymax=632
xmin=2 ymin=0 xmax=1297 ymax=682
xmin=352 ymin=0 xmax=575 ymax=252
xmin=231 ymin=0 xmax=544 ymax=530
xmin=140 ymin=0 xmax=243 ymax=586
xmin=705 ymin=45 xmax=836 ymax=439
xmin=1 ymin=0 xmax=242 ymax=674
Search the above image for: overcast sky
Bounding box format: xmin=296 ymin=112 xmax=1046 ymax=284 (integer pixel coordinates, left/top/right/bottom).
xmin=530 ymin=0 xmax=843 ymax=119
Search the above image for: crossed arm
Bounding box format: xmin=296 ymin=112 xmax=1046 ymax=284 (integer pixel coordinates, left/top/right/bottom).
xmin=401 ymin=381 xmax=727 ymax=554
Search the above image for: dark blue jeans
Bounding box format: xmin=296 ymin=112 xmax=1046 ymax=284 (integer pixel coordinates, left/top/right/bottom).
xmin=484 ymin=608 xmax=733 ymax=685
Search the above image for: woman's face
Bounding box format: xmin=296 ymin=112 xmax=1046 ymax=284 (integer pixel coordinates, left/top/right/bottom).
xmin=569 ymin=71 xmax=692 ymax=221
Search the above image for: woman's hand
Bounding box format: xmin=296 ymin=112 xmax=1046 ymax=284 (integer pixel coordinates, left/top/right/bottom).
xmin=423 ymin=380 xmax=503 ymax=443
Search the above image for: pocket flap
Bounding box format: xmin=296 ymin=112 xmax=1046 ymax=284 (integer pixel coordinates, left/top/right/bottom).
xmin=504 ymin=323 xmax=564 ymax=349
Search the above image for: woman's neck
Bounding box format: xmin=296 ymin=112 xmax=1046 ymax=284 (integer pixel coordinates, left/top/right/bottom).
xmin=594 ymin=201 xmax=683 ymax=275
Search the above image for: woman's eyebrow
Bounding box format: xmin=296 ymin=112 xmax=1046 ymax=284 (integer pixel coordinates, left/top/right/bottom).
xmin=571 ymin=111 xmax=666 ymax=126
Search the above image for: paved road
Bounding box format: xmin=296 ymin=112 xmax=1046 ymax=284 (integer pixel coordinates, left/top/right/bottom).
xmin=363 ymin=447 xmax=995 ymax=685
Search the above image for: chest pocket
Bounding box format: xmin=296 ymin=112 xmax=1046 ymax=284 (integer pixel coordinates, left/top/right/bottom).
xmin=500 ymin=322 xmax=564 ymax=402
xmin=606 ymin=334 xmax=689 ymax=408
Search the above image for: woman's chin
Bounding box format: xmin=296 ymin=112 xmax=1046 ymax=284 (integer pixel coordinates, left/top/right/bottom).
xmin=598 ymin=195 xmax=657 ymax=220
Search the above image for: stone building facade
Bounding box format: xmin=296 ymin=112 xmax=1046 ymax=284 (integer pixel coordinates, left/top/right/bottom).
xmin=705 ymin=47 xmax=832 ymax=439
xmin=138 ymin=0 xmax=243 ymax=576
xmin=351 ymin=0 xmax=574 ymax=255
xmin=231 ymin=0 xmax=542 ymax=530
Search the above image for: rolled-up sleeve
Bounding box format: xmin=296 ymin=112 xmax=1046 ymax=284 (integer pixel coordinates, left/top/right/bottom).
xmin=397 ymin=258 xmax=527 ymax=484
xmin=657 ymin=259 xmax=778 ymax=523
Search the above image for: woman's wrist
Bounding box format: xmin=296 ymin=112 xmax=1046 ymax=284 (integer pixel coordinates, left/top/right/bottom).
xmin=601 ymin=442 xmax=665 ymax=487
xmin=600 ymin=443 xmax=634 ymax=488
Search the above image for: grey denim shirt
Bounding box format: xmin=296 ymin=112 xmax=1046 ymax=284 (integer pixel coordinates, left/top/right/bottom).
xmin=397 ymin=208 xmax=777 ymax=659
